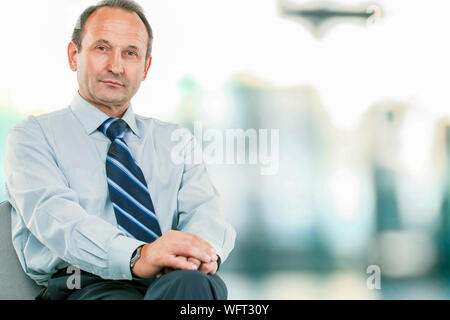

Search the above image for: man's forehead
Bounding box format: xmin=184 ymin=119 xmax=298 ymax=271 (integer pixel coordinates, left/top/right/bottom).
xmin=85 ymin=30 xmax=146 ymax=48
xmin=83 ymin=7 xmax=148 ymax=47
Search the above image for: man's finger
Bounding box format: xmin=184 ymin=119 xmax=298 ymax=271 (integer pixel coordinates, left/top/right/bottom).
xmin=165 ymin=255 xmax=198 ymax=271
xmin=173 ymin=241 xmax=216 ymax=263
xmin=199 ymin=261 xmax=217 ymax=275
xmin=167 ymin=231 xmax=217 ymax=263
xmin=187 ymin=257 xmax=201 ymax=268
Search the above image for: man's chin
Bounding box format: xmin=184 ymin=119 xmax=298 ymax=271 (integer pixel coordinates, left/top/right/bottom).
xmin=95 ymin=93 xmax=129 ymax=107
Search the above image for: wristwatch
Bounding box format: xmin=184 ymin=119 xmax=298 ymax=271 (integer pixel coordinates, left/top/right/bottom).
xmin=216 ymin=255 xmax=221 ymax=271
xmin=130 ymin=245 xmax=143 ymax=269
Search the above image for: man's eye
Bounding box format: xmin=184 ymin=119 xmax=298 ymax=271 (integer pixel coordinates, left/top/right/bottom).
xmin=126 ymin=51 xmax=137 ymax=56
xmin=96 ymin=46 xmax=106 ymax=51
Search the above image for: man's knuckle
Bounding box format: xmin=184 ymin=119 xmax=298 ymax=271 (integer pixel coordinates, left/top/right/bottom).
xmin=188 ymin=238 xmax=197 ymax=247
xmin=166 ymin=230 xmax=175 ymax=237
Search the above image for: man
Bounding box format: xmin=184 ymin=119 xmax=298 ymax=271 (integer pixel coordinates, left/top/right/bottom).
xmin=3 ymin=0 xmax=236 ymax=300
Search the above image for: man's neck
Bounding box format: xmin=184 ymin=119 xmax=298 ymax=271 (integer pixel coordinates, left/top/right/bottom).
xmin=94 ymin=103 xmax=128 ymax=118
xmin=79 ymin=91 xmax=129 ymax=118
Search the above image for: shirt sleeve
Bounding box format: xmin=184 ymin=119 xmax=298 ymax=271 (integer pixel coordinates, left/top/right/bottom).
xmin=4 ymin=116 xmax=145 ymax=280
xmin=175 ymin=130 xmax=236 ymax=264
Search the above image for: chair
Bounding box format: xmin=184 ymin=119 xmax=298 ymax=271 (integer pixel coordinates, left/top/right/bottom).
xmin=0 ymin=201 xmax=43 ymax=300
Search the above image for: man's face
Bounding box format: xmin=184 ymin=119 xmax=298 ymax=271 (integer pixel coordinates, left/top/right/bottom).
xmin=70 ymin=7 xmax=151 ymax=110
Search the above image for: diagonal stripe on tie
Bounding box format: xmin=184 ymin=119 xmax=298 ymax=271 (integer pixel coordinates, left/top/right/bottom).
xmin=106 ymin=159 xmax=155 ymax=212
xmin=106 ymin=157 xmax=150 ymax=194
xmin=112 ymin=203 xmax=159 ymax=241
xmin=115 ymin=212 xmax=156 ymax=243
xmin=107 ymin=177 xmax=160 ymax=231
xmin=99 ymin=117 xmax=162 ymax=242
xmin=102 ymin=118 xmax=117 ymax=136
xmin=108 ymin=142 xmax=147 ymax=186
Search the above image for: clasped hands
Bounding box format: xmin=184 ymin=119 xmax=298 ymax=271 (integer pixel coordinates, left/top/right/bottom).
xmin=131 ymin=230 xmax=218 ymax=279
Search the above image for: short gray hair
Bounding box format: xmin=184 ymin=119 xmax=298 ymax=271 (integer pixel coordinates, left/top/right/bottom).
xmin=72 ymin=0 xmax=153 ymax=59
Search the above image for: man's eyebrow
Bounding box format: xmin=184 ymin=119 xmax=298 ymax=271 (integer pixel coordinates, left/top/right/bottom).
xmin=127 ymin=45 xmax=140 ymax=52
xmin=94 ymin=39 xmax=111 ymax=46
xmin=94 ymin=39 xmax=141 ymax=51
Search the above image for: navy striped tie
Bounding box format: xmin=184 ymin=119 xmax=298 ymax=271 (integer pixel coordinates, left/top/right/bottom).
xmin=99 ymin=117 xmax=162 ymax=243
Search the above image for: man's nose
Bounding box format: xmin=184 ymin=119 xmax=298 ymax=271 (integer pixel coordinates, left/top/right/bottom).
xmin=108 ymin=50 xmax=124 ymax=75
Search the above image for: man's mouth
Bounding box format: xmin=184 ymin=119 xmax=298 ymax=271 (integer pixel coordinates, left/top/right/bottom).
xmin=101 ymin=80 xmax=124 ymax=87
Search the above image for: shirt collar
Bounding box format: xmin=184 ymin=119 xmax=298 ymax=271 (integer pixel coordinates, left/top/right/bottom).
xmin=70 ymin=92 xmax=140 ymax=138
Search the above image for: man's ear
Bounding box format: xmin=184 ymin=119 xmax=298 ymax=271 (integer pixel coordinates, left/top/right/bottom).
xmin=68 ymin=41 xmax=78 ymax=72
xmin=142 ymin=56 xmax=152 ymax=81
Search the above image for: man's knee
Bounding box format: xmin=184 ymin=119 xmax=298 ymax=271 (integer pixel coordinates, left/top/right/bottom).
xmin=145 ymin=270 xmax=227 ymax=300
xmin=167 ymin=270 xmax=210 ymax=285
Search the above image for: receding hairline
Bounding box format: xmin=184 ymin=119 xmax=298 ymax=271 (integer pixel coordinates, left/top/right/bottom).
xmin=81 ymin=7 xmax=149 ymax=49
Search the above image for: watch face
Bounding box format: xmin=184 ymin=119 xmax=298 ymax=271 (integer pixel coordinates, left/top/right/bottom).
xmin=130 ymin=246 xmax=142 ymax=267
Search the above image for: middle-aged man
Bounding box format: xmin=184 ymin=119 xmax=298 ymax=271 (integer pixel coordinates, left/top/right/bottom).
xmin=3 ymin=0 xmax=236 ymax=300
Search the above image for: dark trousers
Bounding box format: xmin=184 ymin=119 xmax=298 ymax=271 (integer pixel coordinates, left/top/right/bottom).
xmin=38 ymin=268 xmax=227 ymax=300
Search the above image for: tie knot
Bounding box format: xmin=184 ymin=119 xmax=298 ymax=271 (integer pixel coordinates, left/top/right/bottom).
xmin=99 ymin=118 xmax=128 ymax=141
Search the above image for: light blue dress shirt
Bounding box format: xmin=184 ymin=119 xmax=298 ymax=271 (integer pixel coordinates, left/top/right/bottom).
xmin=4 ymin=92 xmax=236 ymax=287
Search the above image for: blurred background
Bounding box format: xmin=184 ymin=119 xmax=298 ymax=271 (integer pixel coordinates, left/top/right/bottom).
xmin=2 ymin=0 xmax=450 ymax=299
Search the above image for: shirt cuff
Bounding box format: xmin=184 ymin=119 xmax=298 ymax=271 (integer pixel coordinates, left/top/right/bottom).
xmin=108 ymin=235 xmax=146 ymax=280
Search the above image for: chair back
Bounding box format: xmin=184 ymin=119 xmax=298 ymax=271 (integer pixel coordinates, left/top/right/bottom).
xmin=0 ymin=201 xmax=43 ymax=299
